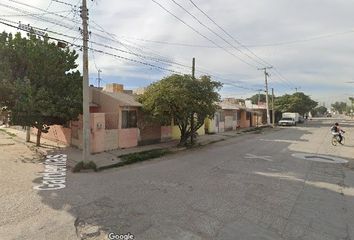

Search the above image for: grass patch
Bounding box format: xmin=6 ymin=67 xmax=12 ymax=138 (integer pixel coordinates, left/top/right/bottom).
xmin=98 ymin=148 xmax=171 ymax=171
xmin=0 ymin=128 xmax=16 ymax=137
xmin=73 ymin=161 xmax=98 ymax=173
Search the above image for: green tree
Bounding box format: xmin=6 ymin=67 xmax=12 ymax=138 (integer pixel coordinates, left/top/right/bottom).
xmin=274 ymin=92 xmax=317 ymax=115
xmin=331 ymin=101 xmax=347 ymax=114
xmin=0 ymin=32 xmax=82 ymax=146
xmin=247 ymin=93 xmax=266 ymax=105
xmin=139 ymin=74 xmax=222 ymax=146
xmin=312 ymin=106 xmax=328 ymax=116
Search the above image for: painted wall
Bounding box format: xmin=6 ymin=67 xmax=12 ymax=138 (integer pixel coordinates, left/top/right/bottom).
xmin=38 ymin=125 xmax=72 ymax=145
xmin=239 ymin=110 xmax=251 ymax=128
xmin=197 ymin=124 xmax=205 ymax=136
xmin=171 ymin=123 xmax=205 ymax=140
xmin=205 ymin=118 xmax=217 ymax=134
xmin=104 ymin=130 xmax=119 ymax=151
xmin=219 ymin=122 xmax=225 ymax=133
xmin=91 ymin=113 xmax=105 ymax=153
xmin=224 ymin=116 xmax=234 ymax=131
xmin=161 ymin=126 xmax=172 ymax=142
xmin=171 ymin=125 xmax=181 ymax=140
xmin=138 ymin=124 xmax=161 ymax=145
xmin=118 ymin=128 xmax=138 ymax=148
xmin=92 ymin=88 xmax=119 ymax=113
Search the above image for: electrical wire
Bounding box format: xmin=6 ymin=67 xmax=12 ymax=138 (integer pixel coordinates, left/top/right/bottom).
xmin=51 ymin=0 xmax=78 ymax=8
xmin=169 ymin=0 xmax=266 ymax=67
xmin=187 ymin=0 xmax=297 ymax=89
xmin=151 ymin=0 xmax=258 ymax=69
xmin=0 ymin=10 xmax=70 ymax=18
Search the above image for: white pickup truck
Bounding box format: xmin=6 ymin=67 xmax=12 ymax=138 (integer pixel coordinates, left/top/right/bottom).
xmin=278 ymin=117 xmax=296 ymax=126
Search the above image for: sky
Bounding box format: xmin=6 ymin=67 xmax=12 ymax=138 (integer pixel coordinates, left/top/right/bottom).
xmin=1 ymin=0 xmax=354 ymax=107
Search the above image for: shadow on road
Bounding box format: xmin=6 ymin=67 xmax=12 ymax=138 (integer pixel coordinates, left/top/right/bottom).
xmin=32 ymin=120 xmax=354 ymax=240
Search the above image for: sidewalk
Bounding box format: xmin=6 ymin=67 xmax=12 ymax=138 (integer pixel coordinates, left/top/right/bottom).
xmin=1 ymin=125 xmax=269 ymax=170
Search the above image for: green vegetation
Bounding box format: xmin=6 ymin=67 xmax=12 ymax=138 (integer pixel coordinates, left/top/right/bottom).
xmin=72 ymin=161 xmax=98 ymax=173
xmin=138 ymin=74 xmax=222 ymax=146
xmin=0 ymin=128 xmax=16 ymax=137
xmin=312 ymin=106 xmax=328 ymax=117
xmin=98 ymin=148 xmax=172 ymax=171
xmin=0 ymin=31 xmax=82 ymax=146
xmin=331 ymin=101 xmax=347 ymax=114
xmin=247 ymin=93 xmax=267 ymax=105
xmin=275 ymin=92 xmax=317 ymax=115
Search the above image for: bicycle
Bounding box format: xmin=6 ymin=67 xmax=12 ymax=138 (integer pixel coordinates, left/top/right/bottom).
xmin=331 ymin=130 xmax=345 ymax=146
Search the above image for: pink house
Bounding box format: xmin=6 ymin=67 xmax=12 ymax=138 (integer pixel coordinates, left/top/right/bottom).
xmin=40 ymin=84 xmax=172 ymax=153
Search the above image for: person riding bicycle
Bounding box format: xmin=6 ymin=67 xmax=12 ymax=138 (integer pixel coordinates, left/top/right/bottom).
xmin=331 ymin=122 xmax=345 ymax=144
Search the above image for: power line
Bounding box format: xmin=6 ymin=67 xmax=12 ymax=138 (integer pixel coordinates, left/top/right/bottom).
xmin=187 ymin=0 xmax=297 ymax=90
xmin=89 ymin=21 xmax=259 ymax=89
xmin=0 ymin=10 xmax=70 ymax=18
xmin=8 ymin=0 xmax=80 ymax=25
xmin=0 ymin=2 xmax=79 ymax=31
xmin=170 ymin=0 xmax=266 ymax=67
xmin=52 ymin=0 xmax=78 ymax=8
xmin=0 ymin=17 xmax=261 ymax=91
xmin=151 ymin=0 xmax=257 ymax=69
xmin=188 ymin=0 xmax=270 ymax=67
xmin=0 ymin=19 xmax=180 ymax=75
xmin=246 ymin=29 xmax=354 ymax=48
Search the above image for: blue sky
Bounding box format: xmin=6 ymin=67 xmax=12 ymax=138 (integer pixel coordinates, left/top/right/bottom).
xmin=1 ymin=0 xmax=354 ymax=107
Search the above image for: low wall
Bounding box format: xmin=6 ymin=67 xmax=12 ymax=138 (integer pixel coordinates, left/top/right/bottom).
xmin=33 ymin=125 xmax=71 ymax=145
xmin=161 ymin=126 xmax=172 ymax=142
xmin=118 ymin=128 xmax=138 ymax=148
xmin=104 ymin=130 xmax=119 ymax=151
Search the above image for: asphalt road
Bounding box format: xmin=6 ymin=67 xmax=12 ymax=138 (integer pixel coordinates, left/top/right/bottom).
xmin=1 ymin=118 xmax=354 ymax=240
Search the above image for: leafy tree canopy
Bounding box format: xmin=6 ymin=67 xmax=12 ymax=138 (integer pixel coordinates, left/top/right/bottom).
xmin=247 ymin=93 xmax=266 ymax=105
xmin=138 ymin=74 xmax=222 ymax=146
xmin=331 ymin=101 xmax=347 ymax=114
xmin=312 ymin=106 xmax=328 ymax=116
xmin=274 ymin=92 xmax=317 ymax=116
xmin=0 ymin=31 xmax=82 ymax=146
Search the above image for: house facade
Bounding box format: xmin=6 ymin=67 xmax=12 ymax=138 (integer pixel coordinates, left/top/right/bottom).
xmin=40 ymin=84 xmax=172 ymax=153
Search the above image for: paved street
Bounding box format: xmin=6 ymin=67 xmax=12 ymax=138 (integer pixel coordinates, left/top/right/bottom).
xmin=1 ymin=118 xmax=354 ymax=240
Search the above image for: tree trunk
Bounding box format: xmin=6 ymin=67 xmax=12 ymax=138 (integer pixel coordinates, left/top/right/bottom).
xmin=26 ymin=126 xmax=31 ymax=142
xmin=190 ymin=113 xmax=194 ymax=144
xmin=179 ymin=131 xmax=189 ymax=147
xmin=36 ymin=128 xmax=42 ymax=147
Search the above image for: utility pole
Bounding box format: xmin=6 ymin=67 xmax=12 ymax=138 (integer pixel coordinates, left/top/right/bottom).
xmin=81 ymin=0 xmax=90 ymax=163
xmin=258 ymin=67 xmax=272 ymax=126
xmin=97 ymin=69 xmax=102 ymax=88
xmin=272 ymin=88 xmax=275 ymax=127
xmin=190 ymin=57 xmax=195 ymax=144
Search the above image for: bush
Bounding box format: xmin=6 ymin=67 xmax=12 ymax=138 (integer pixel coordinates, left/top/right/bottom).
xmin=73 ymin=161 xmax=97 ymax=173
xmin=98 ymin=148 xmax=171 ymax=171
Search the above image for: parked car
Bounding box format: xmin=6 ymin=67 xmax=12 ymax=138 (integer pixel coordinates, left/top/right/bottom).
xmin=278 ymin=117 xmax=296 ymax=126
xmin=282 ymin=112 xmax=300 ymax=123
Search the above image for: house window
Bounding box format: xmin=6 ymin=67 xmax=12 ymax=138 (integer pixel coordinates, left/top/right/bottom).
xmin=246 ymin=112 xmax=251 ymax=120
xmin=122 ymin=110 xmax=137 ymax=128
xmin=235 ymin=111 xmax=241 ymax=121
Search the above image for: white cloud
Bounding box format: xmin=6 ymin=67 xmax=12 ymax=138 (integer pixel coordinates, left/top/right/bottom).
xmin=1 ymin=0 xmax=353 ymax=105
